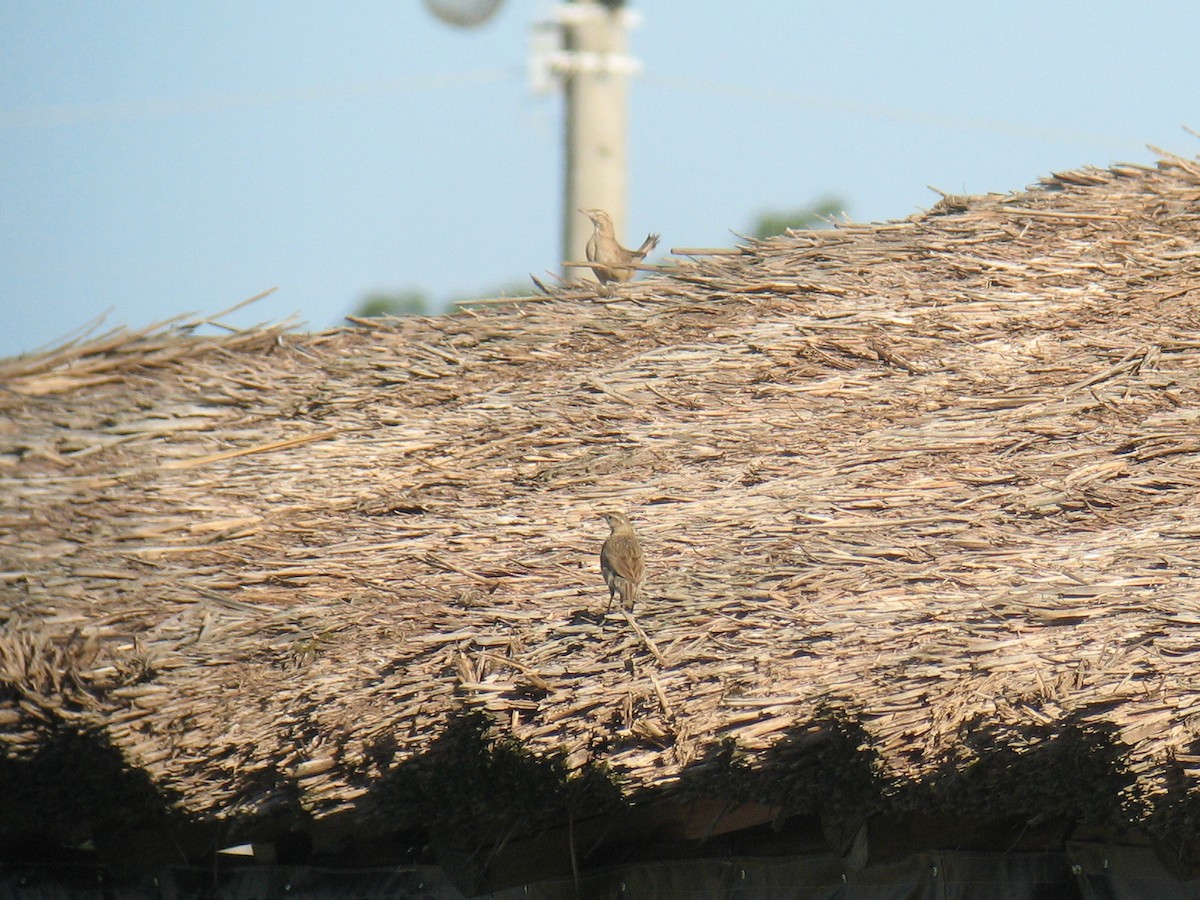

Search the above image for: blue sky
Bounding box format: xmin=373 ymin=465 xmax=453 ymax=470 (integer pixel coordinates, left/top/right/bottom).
xmin=2 ymin=1 xmax=1198 ymax=359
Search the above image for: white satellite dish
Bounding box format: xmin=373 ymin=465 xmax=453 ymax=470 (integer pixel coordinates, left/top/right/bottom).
xmin=423 ymin=0 xmax=504 ymax=28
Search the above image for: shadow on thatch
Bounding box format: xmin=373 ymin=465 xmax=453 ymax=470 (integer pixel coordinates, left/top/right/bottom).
xmin=0 ymin=701 xmax=1179 ymax=889
xmin=678 ymin=705 xmax=882 ymax=814
xmin=0 ymin=724 xmax=184 ymax=872
xmin=899 ymin=713 xmax=1139 ymax=830
xmin=349 ymin=710 xmax=618 ymax=890
xmin=1143 ymin=741 xmax=1200 ymax=875
xmin=361 ymin=709 xmax=623 ymax=835
xmin=0 ymin=719 xmax=319 ymax=879
xmin=325 ymin=704 xmax=1149 ymax=890
xmin=662 ymin=707 xmax=1142 ymax=864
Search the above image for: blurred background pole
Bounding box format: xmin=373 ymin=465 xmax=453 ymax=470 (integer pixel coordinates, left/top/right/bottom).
xmin=531 ymin=2 xmax=643 ymax=281
xmin=432 ymin=0 xmax=642 ymax=283
xmin=557 ymin=1 xmax=638 ymax=282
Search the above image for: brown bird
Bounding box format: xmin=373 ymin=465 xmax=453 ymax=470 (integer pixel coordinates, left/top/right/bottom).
xmin=600 ymin=511 xmax=645 ymax=612
xmin=581 ymin=208 xmax=659 ymax=284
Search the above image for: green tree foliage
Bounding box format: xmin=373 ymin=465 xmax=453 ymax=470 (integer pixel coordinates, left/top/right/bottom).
xmin=751 ymin=195 xmax=846 ymax=239
xmin=353 ymin=289 xmax=431 ymax=318
xmin=352 ymin=281 xmax=536 ymax=320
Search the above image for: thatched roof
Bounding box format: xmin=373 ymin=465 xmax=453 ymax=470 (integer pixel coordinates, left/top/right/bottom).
xmin=7 ymin=149 xmax=1200 ymax=881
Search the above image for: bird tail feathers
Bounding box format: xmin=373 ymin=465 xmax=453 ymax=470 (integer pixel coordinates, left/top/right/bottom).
xmin=636 ymin=233 xmax=660 ymax=259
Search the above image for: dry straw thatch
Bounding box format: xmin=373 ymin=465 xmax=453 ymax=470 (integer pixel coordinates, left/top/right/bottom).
xmin=6 ymin=150 xmax=1200 ymax=856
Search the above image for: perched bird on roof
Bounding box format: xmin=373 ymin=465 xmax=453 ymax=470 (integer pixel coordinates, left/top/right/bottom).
xmin=600 ymin=511 xmax=645 ymax=612
xmin=581 ymin=208 xmax=659 ymax=284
